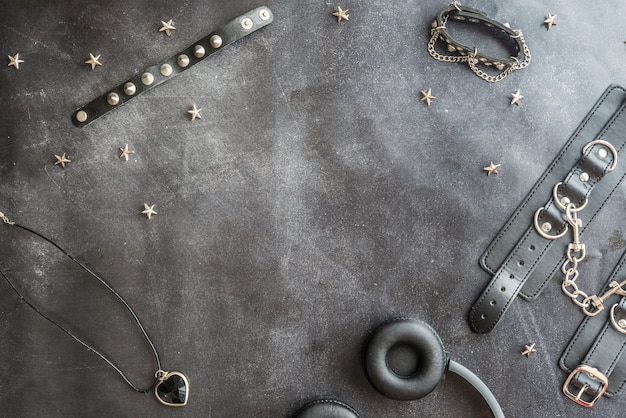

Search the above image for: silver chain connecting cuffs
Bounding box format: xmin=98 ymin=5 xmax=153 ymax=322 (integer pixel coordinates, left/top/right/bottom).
xmin=428 ymin=2 xmax=531 ymax=82
xmin=534 ymin=140 xmax=619 ymax=316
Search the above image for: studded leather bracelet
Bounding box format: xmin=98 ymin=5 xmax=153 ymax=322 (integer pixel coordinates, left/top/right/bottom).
xmin=428 ymin=2 xmax=530 ymax=82
xmin=72 ymin=6 xmax=273 ymax=127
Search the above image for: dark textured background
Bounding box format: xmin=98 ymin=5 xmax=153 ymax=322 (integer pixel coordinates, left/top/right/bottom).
xmin=1 ymin=0 xmax=625 ymax=417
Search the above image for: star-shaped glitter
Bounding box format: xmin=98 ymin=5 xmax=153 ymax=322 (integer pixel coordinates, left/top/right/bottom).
xmin=544 ymin=13 xmax=557 ymax=30
xmin=510 ymin=89 xmax=523 ymax=106
xmin=7 ymin=53 xmax=24 ymax=70
xmin=142 ymin=203 xmax=157 ymax=219
xmin=54 ymin=153 xmax=71 ymax=168
xmin=119 ymin=144 xmax=135 ymax=161
xmin=333 ymin=7 xmax=349 ymax=22
xmin=159 ymin=19 xmax=176 ymax=36
xmin=420 ymin=89 xmax=436 ymax=106
xmin=483 ymin=161 xmax=501 ymax=176
xmin=188 ymin=104 xmax=202 ymax=121
xmin=85 ymin=53 xmax=102 ymax=70
xmin=521 ymin=343 xmax=537 ymax=358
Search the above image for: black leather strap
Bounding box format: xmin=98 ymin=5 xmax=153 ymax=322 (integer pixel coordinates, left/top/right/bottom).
xmin=480 ymin=85 xmax=626 ymax=300
xmin=72 ymin=6 xmax=273 ymax=127
xmin=560 ymin=250 xmax=626 ymax=407
xmin=469 ymin=85 xmax=626 ymax=334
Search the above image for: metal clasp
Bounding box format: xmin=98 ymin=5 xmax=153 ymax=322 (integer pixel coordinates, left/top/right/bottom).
xmin=565 ymin=206 xmax=585 ymax=258
xmin=563 ymin=365 xmax=608 ymax=407
xmin=583 ymin=279 xmax=626 ymax=316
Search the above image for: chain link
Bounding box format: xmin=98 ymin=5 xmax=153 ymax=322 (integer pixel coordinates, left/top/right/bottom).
xmin=0 ymin=211 xmax=15 ymax=225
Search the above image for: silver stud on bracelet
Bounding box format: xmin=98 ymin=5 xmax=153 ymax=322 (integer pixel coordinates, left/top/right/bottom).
xmin=141 ymin=72 xmax=154 ymax=85
xmin=107 ymin=92 xmax=120 ymax=106
xmin=75 ymin=110 xmax=88 ymax=123
xmin=177 ymin=54 xmax=190 ymax=68
xmin=241 ymin=18 xmax=253 ymax=30
xmin=124 ymin=82 xmax=136 ymax=95
xmin=259 ymin=9 xmax=271 ymax=21
xmin=194 ymin=45 xmax=205 ymax=58
xmin=210 ymin=35 xmax=223 ymax=49
xmin=160 ymin=63 xmax=173 ymax=76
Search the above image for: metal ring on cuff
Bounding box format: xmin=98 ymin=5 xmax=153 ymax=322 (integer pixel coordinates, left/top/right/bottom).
xmin=552 ymin=182 xmax=589 ymax=212
xmin=610 ymin=304 xmax=626 ymax=335
xmin=582 ymin=140 xmax=618 ymax=172
xmin=533 ymin=207 xmax=568 ymax=240
xmin=363 ymin=318 xmax=447 ymax=401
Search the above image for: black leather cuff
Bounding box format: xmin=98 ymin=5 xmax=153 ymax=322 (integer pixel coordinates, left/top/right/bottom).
xmin=469 ymin=85 xmax=626 ymax=333
xmin=72 ymin=6 xmax=273 ymax=127
xmin=560 ymin=250 xmax=626 ymax=407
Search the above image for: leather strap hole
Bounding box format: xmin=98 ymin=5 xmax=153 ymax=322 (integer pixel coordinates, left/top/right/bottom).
xmin=518 ymin=260 xmax=525 ymax=266
xmin=500 ymin=286 xmax=506 ymax=292
xmin=481 ymin=314 xmax=487 ymax=319
xmin=509 ymin=274 xmax=514 ymax=279
xmin=529 ymin=245 xmax=535 ymax=251
xmin=489 ymin=300 xmax=496 ymax=306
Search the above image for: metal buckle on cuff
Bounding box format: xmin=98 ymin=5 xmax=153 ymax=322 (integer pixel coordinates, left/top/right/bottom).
xmin=563 ymin=365 xmax=608 ymax=407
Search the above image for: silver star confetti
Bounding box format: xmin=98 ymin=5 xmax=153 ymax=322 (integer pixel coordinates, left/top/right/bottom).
xmin=7 ymin=53 xmax=24 ymax=69
xmin=85 ymin=53 xmax=102 ymax=70
xmin=333 ymin=7 xmax=349 ymax=22
xmin=420 ymin=89 xmax=436 ymax=106
xmin=54 ymin=153 xmax=71 ymax=168
xmin=160 ymin=19 xmax=176 ymax=36
xmin=142 ymin=203 xmax=157 ymax=219
xmin=544 ymin=13 xmax=557 ymax=30
xmin=483 ymin=161 xmax=501 ymax=176
xmin=188 ymin=104 xmax=202 ymax=121
xmin=510 ymin=89 xmax=523 ymax=106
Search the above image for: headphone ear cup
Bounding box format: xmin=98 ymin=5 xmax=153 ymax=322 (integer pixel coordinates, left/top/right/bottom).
xmin=363 ymin=317 xmax=447 ymax=401
xmin=293 ymin=400 xmax=361 ymax=418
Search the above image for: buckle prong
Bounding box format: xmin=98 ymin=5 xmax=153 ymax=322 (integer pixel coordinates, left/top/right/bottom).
xmin=563 ymin=365 xmax=608 ymax=407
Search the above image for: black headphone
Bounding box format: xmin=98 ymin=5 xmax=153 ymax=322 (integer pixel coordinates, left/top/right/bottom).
xmin=293 ymin=318 xmax=504 ymax=417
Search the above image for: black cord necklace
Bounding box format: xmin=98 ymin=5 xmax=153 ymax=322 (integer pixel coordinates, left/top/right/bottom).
xmin=0 ymin=211 xmax=189 ymax=407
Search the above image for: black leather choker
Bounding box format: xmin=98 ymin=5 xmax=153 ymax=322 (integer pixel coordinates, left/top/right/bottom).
xmin=72 ymin=6 xmax=273 ymax=127
xmin=428 ymin=2 xmax=530 ymax=82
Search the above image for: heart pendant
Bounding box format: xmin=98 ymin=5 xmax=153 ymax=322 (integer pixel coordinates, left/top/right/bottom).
xmin=154 ymin=370 xmax=189 ymax=406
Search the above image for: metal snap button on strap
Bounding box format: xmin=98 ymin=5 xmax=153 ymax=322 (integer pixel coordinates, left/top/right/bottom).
xmin=72 ymin=6 xmax=273 ymax=127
